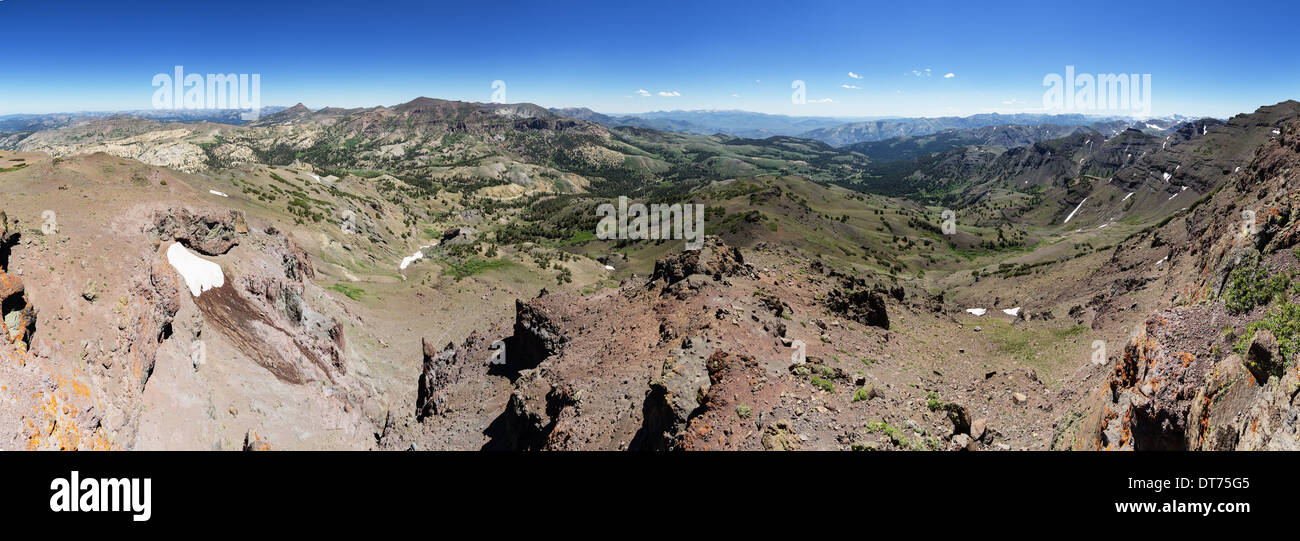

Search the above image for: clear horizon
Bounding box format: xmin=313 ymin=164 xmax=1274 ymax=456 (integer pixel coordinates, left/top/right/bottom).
xmin=0 ymin=0 xmax=1296 ymax=118
xmin=0 ymin=102 xmax=1227 ymax=123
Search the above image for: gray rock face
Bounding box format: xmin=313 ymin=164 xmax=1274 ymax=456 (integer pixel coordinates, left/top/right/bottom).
xmin=1088 ymin=310 xmax=1300 ymax=451
xmin=441 ymin=227 xmax=478 ymax=246
xmin=150 ymin=207 xmax=247 ymax=255
xmin=417 ymin=338 xmax=461 ymax=420
xmin=194 ymin=232 xmax=345 ymax=385
xmin=634 ymin=344 xmax=713 ymax=450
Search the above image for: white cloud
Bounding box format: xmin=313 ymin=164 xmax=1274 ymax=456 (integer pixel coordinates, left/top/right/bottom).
xmin=1002 ymin=99 xmax=1024 ymax=105
xmin=657 ymin=90 xmax=680 ymax=97
xmin=848 ymin=71 xmax=862 ymax=79
xmin=808 ymin=97 xmax=833 ymax=103
xmin=841 ymin=84 xmax=860 ymax=89
xmin=911 ymin=68 xmax=932 ymax=77
xmin=731 ymin=93 xmax=740 ymax=97
xmin=636 ymin=89 xmax=650 ymax=97
xmin=943 ymin=72 xmax=955 ymax=78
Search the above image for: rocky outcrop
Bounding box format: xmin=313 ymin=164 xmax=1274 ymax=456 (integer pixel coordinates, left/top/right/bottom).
xmin=417 ymin=338 xmax=462 ymax=420
xmin=632 ymin=344 xmax=712 ymax=450
xmin=1 ymin=272 xmax=36 ymax=350
xmin=487 ymin=373 xmax=580 ymax=451
xmin=440 ymin=227 xmax=477 ymax=246
xmin=0 ymin=212 xmax=35 ymax=351
xmin=192 ymin=231 xmax=346 ymax=384
xmin=1067 ymin=118 xmax=1300 ymax=451
xmin=501 ymin=293 xmax=566 ymax=373
xmin=676 ymin=351 xmax=781 ymax=450
xmin=1079 ymin=309 xmax=1300 ymax=450
xmin=121 ymin=260 xmax=182 ymax=391
xmin=826 ymin=288 xmax=890 ymax=329
xmin=650 ymin=236 xmax=751 ymax=287
xmin=150 ymin=207 xmax=247 ymax=255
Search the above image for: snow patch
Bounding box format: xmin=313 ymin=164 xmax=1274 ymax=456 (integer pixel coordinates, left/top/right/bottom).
xmin=166 ymin=242 xmax=224 ymax=297
xmin=400 ymin=244 xmax=436 ymax=270
xmin=209 ymin=190 xmax=228 ymax=198
xmin=1123 ymin=192 xmax=1134 ymax=201
xmin=1063 ymin=198 xmax=1087 ymax=224
xmin=604 ymin=265 xmax=615 ymax=271
xmin=965 ymin=308 xmax=987 ymax=316
xmin=1002 ymin=307 xmax=1021 ymax=317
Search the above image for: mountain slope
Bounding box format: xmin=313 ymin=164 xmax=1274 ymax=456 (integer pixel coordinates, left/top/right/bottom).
xmin=801 ymin=113 xmax=1193 ymax=147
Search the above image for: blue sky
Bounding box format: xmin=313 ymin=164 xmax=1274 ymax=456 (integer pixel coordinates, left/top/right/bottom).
xmin=0 ymin=0 xmax=1296 ymax=118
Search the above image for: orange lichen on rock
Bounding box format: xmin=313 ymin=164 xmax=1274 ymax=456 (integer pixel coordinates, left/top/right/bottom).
xmin=24 ymin=387 xmax=113 ymax=451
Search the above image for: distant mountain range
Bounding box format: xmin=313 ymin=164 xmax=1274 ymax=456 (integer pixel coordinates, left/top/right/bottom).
xmin=0 ymin=107 xmax=290 ymax=135
xmin=797 ymin=113 xmax=1192 ymax=146
xmin=550 ymin=107 xmax=1198 ymax=147
xmin=3 ymin=105 xmax=1198 ymax=155
xmin=550 ymin=108 xmax=855 ymax=139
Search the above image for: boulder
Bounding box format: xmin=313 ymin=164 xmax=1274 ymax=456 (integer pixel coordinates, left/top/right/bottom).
xmin=948 ymin=433 xmax=975 ymax=451
xmin=826 ymin=288 xmax=889 ymax=329
xmin=971 ymin=418 xmax=988 ymax=441
xmin=760 ymin=419 xmax=801 ymax=451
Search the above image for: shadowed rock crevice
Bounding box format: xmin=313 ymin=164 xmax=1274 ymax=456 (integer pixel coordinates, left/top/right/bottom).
xmin=0 ymin=211 xmax=17 ymax=271
xmin=491 ymin=294 xmax=567 ymax=379
xmin=826 ymin=288 xmax=890 ymax=330
xmin=481 ymin=380 xmax=578 ymax=451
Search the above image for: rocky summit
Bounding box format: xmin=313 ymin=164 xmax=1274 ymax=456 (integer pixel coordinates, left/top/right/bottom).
xmin=4 ymin=97 xmax=1300 ymax=453
xmin=4 ymin=0 xmax=1300 ymax=458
